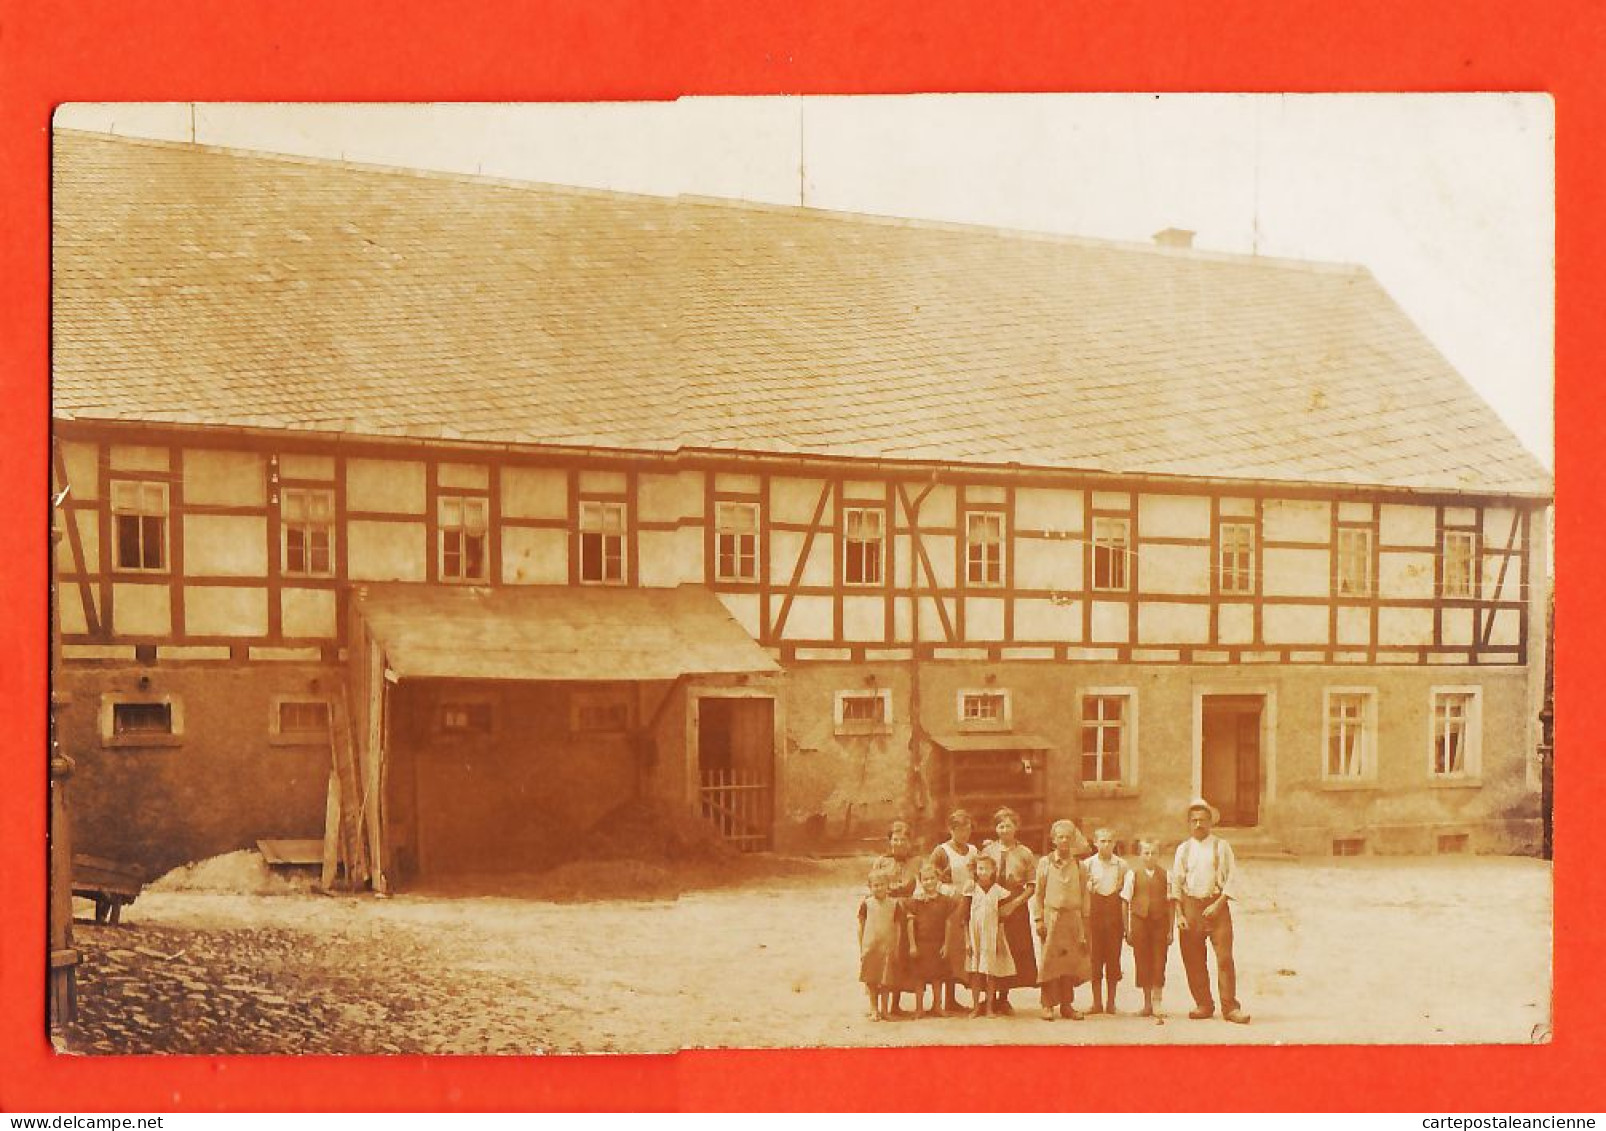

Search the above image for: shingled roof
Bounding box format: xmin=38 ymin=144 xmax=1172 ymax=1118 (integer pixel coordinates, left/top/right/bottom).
xmin=51 ymin=130 xmax=1552 ymax=498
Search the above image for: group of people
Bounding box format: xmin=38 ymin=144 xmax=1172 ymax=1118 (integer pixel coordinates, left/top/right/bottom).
xmin=855 ymin=798 xmax=1250 ymax=1025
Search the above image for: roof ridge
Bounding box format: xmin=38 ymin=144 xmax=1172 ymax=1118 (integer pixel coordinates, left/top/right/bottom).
xmin=55 ymin=127 xmax=1366 ymax=276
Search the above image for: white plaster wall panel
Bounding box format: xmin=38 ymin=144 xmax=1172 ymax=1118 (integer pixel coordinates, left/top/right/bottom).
xmin=769 ymin=530 xmax=834 ymax=588
xmin=1013 ymin=538 xmax=1079 ymax=591
xmin=964 ymin=597 xmax=1006 ymax=642
xmin=636 ymin=530 xmax=690 ymax=587
xmin=1379 ymin=550 xmax=1435 ymax=600
xmin=920 ymin=534 xmax=958 ymax=588
xmin=1483 ymin=552 xmax=1517 ymax=600
xmin=843 ymin=481 xmax=885 ymax=502
xmin=1443 ymin=506 xmax=1477 ymax=527
xmin=1482 ymin=506 xmax=1519 ymax=543
xmin=715 ymin=592 xmax=762 ymax=640
xmin=577 ymin=469 xmax=627 ymax=494
xmin=1336 ymin=606 xmax=1371 ymax=646
xmin=1378 ymin=607 xmax=1435 ymax=646
xmin=1091 ymin=490 xmax=1130 ymax=511
xmin=639 ymin=471 xmax=702 ymax=522
xmin=1379 ymin=504 xmax=1437 ymax=547
xmin=347 ymin=458 xmax=426 ymax=514
xmin=184 ymin=515 xmax=269 ymax=577
xmin=57 ymin=512 xmax=100 ymax=574
xmin=914 ymin=484 xmax=956 ymax=530
xmin=1442 ymin=608 xmax=1475 ymax=647
xmin=892 ymin=535 xmax=914 ymax=589
xmin=1262 ymin=499 xmax=1330 ymax=542
xmin=1137 ymin=494 xmax=1211 ymax=539
xmin=1137 ymin=601 xmax=1210 ymax=644
xmin=783 ymin=596 xmax=833 ymax=639
xmin=1486 ymin=608 xmax=1521 ymax=646
xmin=500 ymin=467 xmax=568 ymax=519
xmin=1138 ymin=543 xmax=1210 ymax=595
xmin=186 ymin=586 xmax=269 ymax=637
xmin=1262 ymin=547 xmax=1331 ymax=598
xmin=1337 ymin=501 xmax=1374 ymax=523
xmin=843 ymin=596 xmax=885 ymax=642
xmin=1014 ymin=598 xmax=1081 ymax=642
xmin=438 ymin=463 xmax=489 ymax=490
xmin=922 ymin=596 xmax=958 ymax=642
xmin=714 ymin=472 xmax=760 ymax=494
xmin=500 ymin=527 xmax=568 ymax=584
xmin=112 ymin=583 xmax=170 ymax=636
xmin=61 ymin=441 xmax=101 ymax=499
xmin=1219 ymin=497 xmax=1254 ymax=518
xmin=894 ymin=595 xmax=912 ymax=641
xmin=346 ymin=520 xmax=427 ymax=582
xmin=772 ymin=478 xmax=829 ymax=525
xmin=1015 ymin=487 xmax=1082 ymax=533
xmin=277 ymin=453 xmax=336 ymax=481
xmin=1217 ymin=602 xmax=1253 ymax=644
xmin=281 ymin=587 xmax=338 ymax=638
xmin=109 ymin=445 xmax=169 ymax=472
xmin=60 ymin=588 xmax=90 ymax=634
xmin=1090 ymin=600 xmax=1130 ymax=643
xmin=1262 ymin=603 xmax=1330 ymax=645
xmin=967 ymin=484 xmax=1006 ymax=505
xmin=183 ymin=450 xmax=265 ymax=507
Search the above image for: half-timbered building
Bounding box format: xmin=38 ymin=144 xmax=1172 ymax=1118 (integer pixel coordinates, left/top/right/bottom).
xmin=51 ymin=131 xmax=1553 ymax=884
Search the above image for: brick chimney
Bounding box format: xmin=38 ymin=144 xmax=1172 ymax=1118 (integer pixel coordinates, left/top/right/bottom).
xmin=1152 ymin=227 xmax=1196 ymax=250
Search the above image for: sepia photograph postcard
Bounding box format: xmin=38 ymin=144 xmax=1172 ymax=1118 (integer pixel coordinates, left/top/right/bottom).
xmin=45 ymin=94 xmax=1554 ymax=1057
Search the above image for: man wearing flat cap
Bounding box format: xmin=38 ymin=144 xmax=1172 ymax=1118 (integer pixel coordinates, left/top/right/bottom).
xmin=1171 ymin=798 xmax=1250 ymax=1024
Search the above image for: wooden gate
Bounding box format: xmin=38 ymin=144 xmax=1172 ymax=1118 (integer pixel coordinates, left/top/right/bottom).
xmin=699 ymin=770 xmax=772 ymax=852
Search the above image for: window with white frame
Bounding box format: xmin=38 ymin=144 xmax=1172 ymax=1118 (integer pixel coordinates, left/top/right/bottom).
xmin=1091 ymin=517 xmax=1130 ymax=591
xmin=1323 ymin=689 xmax=1376 ymax=781
xmin=958 ymin=689 xmax=1010 ymax=724
xmin=282 ymin=488 xmax=335 ymax=577
xmin=843 ymin=507 xmax=884 ymax=586
xmin=716 ymin=502 xmax=759 ymax=582
xmin=1441 ymin=530 xmax=1476 ymax=598
xmin=110 ymin=480 xmax=168 ymax=572
xmin=835 ymin=688 xmax=892 ymax=732
xmin=439 ymin=495 xmax=489 ymax=582
xmin=270 ymin=696 xmax=331 ymax=744
xmin=1080 ymin=691 xmax=1135 ymax=786
xmin=99 ymin=693 xmax=183 ymax=748
xmin=1219 ymin=520 xmax=1256 ymax=595
xmin=965 ymin=512 xmax=1004 ymax=587
xmin=1430 ymin=688 xmax=1482 ymax=779
xmin=579 ymin=500 xmax=626 ymax=583
xmin=1336 ymin=527 xmax=1373 ymax=596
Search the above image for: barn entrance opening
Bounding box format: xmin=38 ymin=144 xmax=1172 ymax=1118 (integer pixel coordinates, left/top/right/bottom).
xmin=695 ymin=696 xmax=775 ymax=852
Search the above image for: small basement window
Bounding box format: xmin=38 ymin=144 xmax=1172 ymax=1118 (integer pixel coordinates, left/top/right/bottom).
xmin=835 ymin=688 xmax=892 ymax=734
xmin=100 ymin=693 xmax=183 ymax=748
xmin=1332 ymin=837 xmax=1365 ymax=857
xmin=270 ymin=697 xmax=331 ymax=745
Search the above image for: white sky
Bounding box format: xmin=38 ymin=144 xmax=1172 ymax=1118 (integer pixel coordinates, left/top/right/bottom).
xmin=55 ymin=95 xmax=1554 ymax=468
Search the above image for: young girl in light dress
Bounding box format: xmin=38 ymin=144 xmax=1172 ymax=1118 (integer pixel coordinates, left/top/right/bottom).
xmin=857 ymin=869 xmax=901 ymax=1021
xmin=962 ymin=853 xmax=1015 ymax=1017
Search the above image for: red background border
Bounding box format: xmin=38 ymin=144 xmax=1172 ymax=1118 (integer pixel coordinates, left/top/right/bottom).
xmin=1 ymin=0 xmax=1598 ymax=1112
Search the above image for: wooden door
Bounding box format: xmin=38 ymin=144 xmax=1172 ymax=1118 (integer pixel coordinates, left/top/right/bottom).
xmin=1201 ymin=695 xmax=1263 ymax=827
xmin=697 ymin=697 xmax=775 ymax=851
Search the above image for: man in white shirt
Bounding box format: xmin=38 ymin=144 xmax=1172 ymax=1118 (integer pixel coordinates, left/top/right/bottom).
xmin=1171 ymin=798 xmax=1250 ymax=1024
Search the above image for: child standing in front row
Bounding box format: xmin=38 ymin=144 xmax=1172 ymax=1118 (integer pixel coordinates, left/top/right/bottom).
xmin=857 ymin=870 xmax=901 ymax=1021
xmin=903 ymin=863 xmax=955 ymax=1018
xmin=962 ymin=854 xmax=1016 ymax=1017
xmin=1121 ymin=837 xmax=1173 ymax=1017
xmin=1083 ymin=826 xmax=1129 ymax=1014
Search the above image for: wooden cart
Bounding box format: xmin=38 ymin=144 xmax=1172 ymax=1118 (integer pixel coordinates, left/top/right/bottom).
xmin=72 ymin=854 xmax=144 ymax=925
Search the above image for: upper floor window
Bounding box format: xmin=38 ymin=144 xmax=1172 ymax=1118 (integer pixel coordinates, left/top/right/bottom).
xmin=439 ymin=495 xmax=489 ymax=582
xmin=111 ymin=480 xmax=168 ymax=573
xmin=1080 ymin=691 xmax=1134 ymax=786
xmin=1324 ymin=688 xmax=1376 ymax=781
xmin=1430 ymin=689 xmax=1481 ymax=780
xmin=282 ymin=488 xmax=335 ymax=577
xmin=1441 ymin=530 xmax=1476 ymax=598
xmin=1091 ymin=517 xmax=1129 ymax=592
xmin=579 ymin=501 xmax=626 ymax=584
xmin=1336 ymin=527 xmax=1373 ymax=597
xmin=1219 ymin=521 xmax=1256 ymax=595
xmin=716 ymin=502 xmax=759 ymax=582
xmin=844 ymin=507 xmax=884 ymax=586
xmin=965 ymin=512 xmax=1004 ymax=587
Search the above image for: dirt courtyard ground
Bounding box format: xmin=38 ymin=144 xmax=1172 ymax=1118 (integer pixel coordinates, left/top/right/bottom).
xmin=62 ymin=855 xmax=1551 ymax=1055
